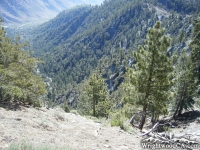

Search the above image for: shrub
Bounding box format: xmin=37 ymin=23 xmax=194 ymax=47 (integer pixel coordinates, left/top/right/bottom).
xmin=64 ymin=104 xmax=70 ymax=113
xmin=110 ymin=112 xmax=125 ymax=129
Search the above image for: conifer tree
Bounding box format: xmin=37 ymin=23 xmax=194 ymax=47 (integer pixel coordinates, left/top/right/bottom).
xmin=0 ymin=19 xmax=46 ymax=105
xmin=123 ymin=21 xmax=173 ymax=129
xmin=172 ymin=15 xmax=200 ymax=117
xmin=85 ymin=71 xmax=110 ymax=117
xmin=190 ymin=15 xmax=200 ymax=83
xmin=172 ymin=50 xmax=195 ymax=119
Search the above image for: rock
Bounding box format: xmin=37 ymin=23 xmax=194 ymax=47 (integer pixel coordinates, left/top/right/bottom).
xmin=104 ymin=144 xmax=111 ymax=148
xmin=4 ymin=144 xmax=9 ymax=148
xmin=119 ymin=146 xmax=129 ymax=149
xmin=15 ymin=118 xmax=21 ymax=121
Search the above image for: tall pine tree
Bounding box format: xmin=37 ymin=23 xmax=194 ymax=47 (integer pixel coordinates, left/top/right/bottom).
xmin=123 ymin=21 xmax=173 ymax=129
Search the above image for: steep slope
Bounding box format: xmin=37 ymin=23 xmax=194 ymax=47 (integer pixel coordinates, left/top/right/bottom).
xmin=157 ymin=0 xmax=200 ymax=13
xmin=6 ymin=0 xmax=200 ymax=105
xmin=29 ymin=0 xmax=199 ymax=98
xmin=1 ymin=105 xmax=200 ymax=150
xmin=31 ymin=5 xmax=92 ymax=54
xmin=0 ymin=0 xmax=104 ymax=25
xmin=0 ymin=106 xmax=142 ymax=149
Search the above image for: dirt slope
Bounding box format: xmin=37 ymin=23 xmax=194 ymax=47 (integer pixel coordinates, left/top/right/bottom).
xmin=0 ymin=106 xmax=142 ymax=150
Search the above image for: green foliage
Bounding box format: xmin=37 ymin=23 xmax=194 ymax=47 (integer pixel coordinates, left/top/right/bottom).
xmin=7 ymin=0 xmax=194 ymax=102
xmin=30 ymin=0 xmax=158 ymax=94
xmin=110 ymin=111 xmax=124 ymax=128
xmin=4 ymin=1 xmax=199 ymax=120
xmin=95 ymin=100 xmax=111 ymax=117
xmin=110 ymin=104 xmax=137 ymax=131
xmin=3 ymin=0 xmax=198 ymax=107
xmin=171 ymin=49 xmax=196 ymax=118
xmin=190 ymin=15 xmax=200 ymax=83
xmin=123 ymin=21 xmax=173 ymax=129
xmin=60 ymin=101 xmax=71 ymax=113
xmin=157 ymin=0 xmax=200 ymax=14
xmin=77 ymin=87 xmax=91 ymax=115
xmin=0 ymin=20 xmax=46 ymax=105
xmin=84 ymin=71 xmax=111 ymax=117
xmin=64 ymin=104 xmax=70 ymax=113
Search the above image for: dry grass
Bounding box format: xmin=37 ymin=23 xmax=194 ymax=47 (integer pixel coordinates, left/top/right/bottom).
xmin=6 ymin=142 xmax=73 ymax=150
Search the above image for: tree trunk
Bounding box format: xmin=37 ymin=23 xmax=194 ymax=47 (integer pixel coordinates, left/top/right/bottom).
xmin=93 ymin=96 xmax=95 ymax=116
xmin=139 ymin=105 xmax=147 ymax=130
xmin=178 ymin=101 xmax=183 ymax=116
xmin=173 ymin=100 xmax=180 ymax=119
xmin=93 ymin=102 xmax=95 ymax=116
xmin=0 ymin=87 xmax=2 ymax=101
xmin=173 ymin=82 xmax=186 ymax=119
xmin=198 ymin=53 xmax=200 ymax=83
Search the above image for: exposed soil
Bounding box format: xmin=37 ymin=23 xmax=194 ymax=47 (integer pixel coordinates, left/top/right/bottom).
xmin=0 ymin=106 xmax=142 ymax=150
xmin=0 ymin=104 xmax=200 ymax=150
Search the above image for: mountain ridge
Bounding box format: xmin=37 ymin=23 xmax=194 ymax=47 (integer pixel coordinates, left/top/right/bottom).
xmin=0 ymin=0 xmax=104 ymax=25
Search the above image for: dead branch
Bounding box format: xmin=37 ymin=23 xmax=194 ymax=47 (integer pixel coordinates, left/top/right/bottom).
xmin=142 ymin=122 xmax=159 ymax=136
xmin=141 ymin=120 xmax=199 ymax=145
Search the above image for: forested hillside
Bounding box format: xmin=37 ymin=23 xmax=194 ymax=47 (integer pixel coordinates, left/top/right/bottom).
xmin=1 ymin=0 xmax=200 ymax=137
xmin=25 ymin=0 xmax=199 ymax=106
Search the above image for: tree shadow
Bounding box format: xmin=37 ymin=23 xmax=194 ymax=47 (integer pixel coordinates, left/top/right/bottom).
xmin=176 ymin=110 xmax=200 ymax=121
xmin=0 ymin=100 xmax=23 ymax=111
xmin=171 ymin=110 xmax=200 ymax=127
xmin=148 ymin=110 xmax=200 ymax=132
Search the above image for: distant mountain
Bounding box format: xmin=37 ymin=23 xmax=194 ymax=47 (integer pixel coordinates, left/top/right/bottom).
xmin=0 ymin=0 xmax=104 ymax=25
xmin=6 ymin=0 xmax=200 ymax=104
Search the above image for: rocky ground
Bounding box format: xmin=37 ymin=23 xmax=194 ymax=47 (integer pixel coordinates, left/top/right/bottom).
xmin=0 ymin=104 xmax=200 ymax=150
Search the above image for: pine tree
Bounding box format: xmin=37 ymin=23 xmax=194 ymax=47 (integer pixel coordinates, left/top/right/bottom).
xmin=172 ymin=50 xmax=195 ymax=119
xmin=190 ymin=15 xmax=200 ymax=83
xmin=123 ymin=21 xmax=173 ymax=129
xmin=172 ymin=16 xmax=200 ymax=117
xmin=0 ymin=19 xmax=46 ymax=105
xmin=85 ymin=71 xmax=110 ymax=117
